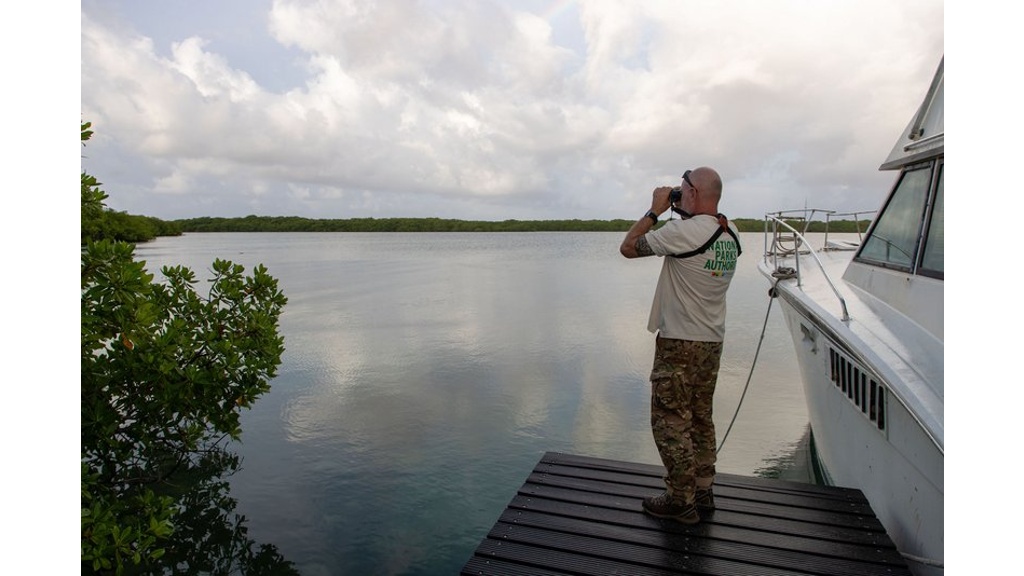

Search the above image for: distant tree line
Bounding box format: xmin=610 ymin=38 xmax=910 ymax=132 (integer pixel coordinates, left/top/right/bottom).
xmin=173 ymin=215 xmax=870 ymax=234
xmin=81 ymin=169 xmax=182 ymax=243
xmin=175 ymin=215 xmax=638 ymax=233
xmin=78 ymin=202 xmax=872 ymax=240
xmin=81 ymin=209 xmax=183 ymax=243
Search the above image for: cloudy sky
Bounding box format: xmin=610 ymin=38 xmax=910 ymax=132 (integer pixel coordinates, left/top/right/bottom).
xmin=79 ymin=0 xmax=944 ymax=222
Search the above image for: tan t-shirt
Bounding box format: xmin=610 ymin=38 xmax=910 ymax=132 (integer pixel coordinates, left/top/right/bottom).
xmin=644 ymin=215 xmax=740 ymax=342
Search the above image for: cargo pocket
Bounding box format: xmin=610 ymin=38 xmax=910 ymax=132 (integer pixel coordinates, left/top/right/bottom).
xmin=650 ymin=371 xmax=682 ymax=411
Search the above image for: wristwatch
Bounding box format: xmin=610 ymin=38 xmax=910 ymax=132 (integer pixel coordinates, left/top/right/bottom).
xmin=645 ymin=210 xmax=658 ymax=223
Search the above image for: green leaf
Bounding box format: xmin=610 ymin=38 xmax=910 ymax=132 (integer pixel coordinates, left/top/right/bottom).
xmin=81 ymin=120 xmax=287 ymax=573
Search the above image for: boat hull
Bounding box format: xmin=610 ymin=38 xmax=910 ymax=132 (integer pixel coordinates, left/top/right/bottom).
xmin=760 ymin=55 xmax=944 ymax=575
xmin=773 ymin=288 xmax=944 ymax=575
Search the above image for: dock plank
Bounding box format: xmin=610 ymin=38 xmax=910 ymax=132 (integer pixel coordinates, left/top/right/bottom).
xmin=461 ymin=452 xmax=911 ymax=576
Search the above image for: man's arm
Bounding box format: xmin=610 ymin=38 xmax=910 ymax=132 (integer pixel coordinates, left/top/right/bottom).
xmin=619 ymin=216 xmax=656 ymax=258
xmin=620 ymin=186 xmax=673 ymax=258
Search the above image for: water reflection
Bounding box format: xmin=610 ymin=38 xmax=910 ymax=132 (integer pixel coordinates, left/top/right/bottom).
xmin=126 ymin=449 xmax=298 ymax=575
xmin=752 ymin=424 xmax=817 ymax=483
xmin=133 ymin=232 xmax=826 ymax=575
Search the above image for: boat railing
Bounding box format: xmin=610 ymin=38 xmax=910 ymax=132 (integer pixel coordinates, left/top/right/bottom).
xmin=763 ymin=210 xmax=850 ymax=322
xmin=823 ymin=210 xmax=874 ymax=249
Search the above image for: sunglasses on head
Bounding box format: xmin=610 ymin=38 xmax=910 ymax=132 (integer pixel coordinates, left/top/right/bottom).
xmin=682 ymin=170 xmax=695 ymax=189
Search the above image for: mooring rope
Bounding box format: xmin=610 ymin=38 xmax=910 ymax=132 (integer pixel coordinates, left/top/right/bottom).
xmin=716 ymin=274 xmax=784 ymax=453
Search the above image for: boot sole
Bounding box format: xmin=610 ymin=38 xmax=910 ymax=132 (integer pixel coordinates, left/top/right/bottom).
xmin=641 ymin=502 xmax=700 ymax=524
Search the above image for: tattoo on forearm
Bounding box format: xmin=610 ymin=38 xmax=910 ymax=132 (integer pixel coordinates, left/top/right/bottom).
xmin=634 ymin=236 xmax=654 ymax=257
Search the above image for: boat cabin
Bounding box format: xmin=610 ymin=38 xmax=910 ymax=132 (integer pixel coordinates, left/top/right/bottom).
xmin=847 ymin=58 xmax=944 ymax=339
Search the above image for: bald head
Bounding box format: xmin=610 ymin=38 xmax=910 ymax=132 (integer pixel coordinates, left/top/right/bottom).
xmin=681 ymin=166 xmax=723 ymax=214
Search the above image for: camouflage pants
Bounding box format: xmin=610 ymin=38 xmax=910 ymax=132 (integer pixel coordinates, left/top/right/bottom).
xmin=649 ymin=335 xmax=723 ymax=505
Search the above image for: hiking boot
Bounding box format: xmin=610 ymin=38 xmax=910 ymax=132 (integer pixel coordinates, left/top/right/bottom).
xmin=695 ymin=488 xmax=715 ymax=512
xmin=642 ymin=491 xmax=700 ymax=524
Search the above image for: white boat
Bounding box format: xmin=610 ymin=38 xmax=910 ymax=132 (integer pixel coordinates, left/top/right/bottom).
xmin=759 ymin=57 xmax=943 ymax=575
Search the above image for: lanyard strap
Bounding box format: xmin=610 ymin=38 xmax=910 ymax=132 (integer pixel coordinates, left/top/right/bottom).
xmin=668 ymin=214 xmax=743 ymax=259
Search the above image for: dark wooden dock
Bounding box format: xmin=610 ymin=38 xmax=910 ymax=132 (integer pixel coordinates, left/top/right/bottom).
xmin=462 ymin=452 xmax=910 ymax=575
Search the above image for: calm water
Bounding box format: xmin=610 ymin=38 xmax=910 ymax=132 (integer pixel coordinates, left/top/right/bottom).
xmin=134 ymin=231 xmax=823 ymax=575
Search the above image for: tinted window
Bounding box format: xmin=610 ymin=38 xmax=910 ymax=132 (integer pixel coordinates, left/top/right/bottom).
xmin=920 ymin=164 xmax=943 ymax=275
xmin=858 ymin=166 xmax=931 ymax=269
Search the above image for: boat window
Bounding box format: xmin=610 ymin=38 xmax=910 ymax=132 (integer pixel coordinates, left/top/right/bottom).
xmin=857 ymin=165 xmax=932 ymax=270
xmin=919 ymin=163 xmax=944 ymax=277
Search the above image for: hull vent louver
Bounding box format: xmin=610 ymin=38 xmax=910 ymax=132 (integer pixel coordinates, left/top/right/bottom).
xmin=829 ymin=347 xmax=886 ymax=430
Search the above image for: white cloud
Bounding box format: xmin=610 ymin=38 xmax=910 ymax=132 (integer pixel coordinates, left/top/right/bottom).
xmin=170 ymin=37 xmax=261 ymax=102
xmin=80 ymin=0 xmax=944 ymax=220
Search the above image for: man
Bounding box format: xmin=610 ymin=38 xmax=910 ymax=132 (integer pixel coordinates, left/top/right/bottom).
xmin=619 ymin=166 xmax=741 ymax=524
